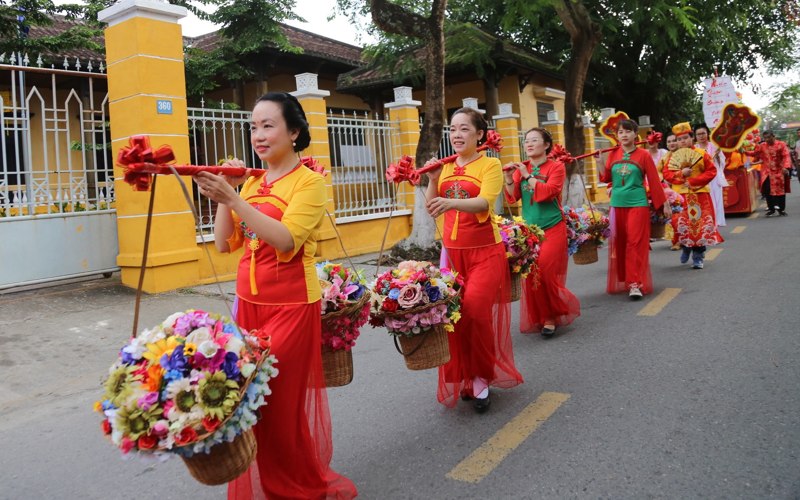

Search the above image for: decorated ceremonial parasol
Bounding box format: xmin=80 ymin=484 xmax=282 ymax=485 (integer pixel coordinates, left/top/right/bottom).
xmin=710 ymin=103 xmax=762 ymax=152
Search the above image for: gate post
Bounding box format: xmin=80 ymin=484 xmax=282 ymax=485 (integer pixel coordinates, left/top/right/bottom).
xmin=290 ymin=73 xmax=338 ymax=252
xmin=384 ymin=86 xmax=421 ymax=216
xmin=99 ymin=0 xmax=201 ymax=292
xmin=493 ymin=103 xmax=521 ymax=215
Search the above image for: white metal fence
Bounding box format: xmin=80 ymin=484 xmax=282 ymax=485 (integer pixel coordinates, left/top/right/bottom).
xmin=0 ymin=56 xmax=118 ymax=288
xmin=1 ymin=57 xmax=114 ymax=218
xmin=327 ymin=110 xmax=410 ymax=222
xmin=187 ymin=101 xmax=261 ymax=237
xmin=438 ymin=120 xmax=499 ymax=160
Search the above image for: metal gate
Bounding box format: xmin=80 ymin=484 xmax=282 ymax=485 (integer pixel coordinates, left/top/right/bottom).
xmin=0 ymin=57 xmax=117 ymax=290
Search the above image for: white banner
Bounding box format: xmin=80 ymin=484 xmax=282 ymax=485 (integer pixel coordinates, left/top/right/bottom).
xmin=702 ymin=76 xmax=739 ymax=128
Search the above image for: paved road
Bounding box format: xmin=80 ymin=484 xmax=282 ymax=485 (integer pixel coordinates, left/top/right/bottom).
xmin=1 ymin=191 xmax=799 ymax=499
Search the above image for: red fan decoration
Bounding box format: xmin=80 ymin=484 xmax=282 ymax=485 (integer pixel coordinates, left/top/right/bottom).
xmin=117 ymin=136 xmax=265 ymax=191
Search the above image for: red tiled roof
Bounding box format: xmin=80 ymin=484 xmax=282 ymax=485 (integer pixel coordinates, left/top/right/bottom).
xmin=21 ymin=16 xmax=363 ymax=70
xmin=26 ymin=16 xmax=106 ymax=66
xmin=187 ymin=24 xmax=363 ymax=67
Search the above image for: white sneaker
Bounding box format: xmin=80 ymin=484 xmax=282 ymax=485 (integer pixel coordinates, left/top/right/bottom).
xmin=628 ymin=286 xmax=643 ymax=300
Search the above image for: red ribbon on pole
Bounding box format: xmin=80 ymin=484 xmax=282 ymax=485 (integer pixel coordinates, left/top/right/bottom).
xmin=117 ymin=135 xmax=265 ymax=191
xmin=505 ymin=132 xmax=664 ymax=170
xmin=387 ymin=130 xmax=505 ymax=185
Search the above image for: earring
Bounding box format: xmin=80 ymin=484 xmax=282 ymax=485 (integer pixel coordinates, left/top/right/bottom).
xmin=292 ymin=141 xmax=296 ymax=147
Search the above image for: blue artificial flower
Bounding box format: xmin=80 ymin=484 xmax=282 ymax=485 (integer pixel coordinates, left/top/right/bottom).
xmin=101 ymin=399 xmax=114 ymax=411
xmin=388 ymin=288 xmax=401 ymax=300
xmin=222 ymin=351 xmax=240 ymax=379
xmin=425 ymin=284 xmax=441 ymax=302
xmin=161 ymin=344 xmax=188 ymax=372
xmin=163 ymin=369 xmax=184 ymax=383
xmin=120 ymin=349 xmax=137 ymax=365
xmin=351 ymin=285 xmax=365 ymax=300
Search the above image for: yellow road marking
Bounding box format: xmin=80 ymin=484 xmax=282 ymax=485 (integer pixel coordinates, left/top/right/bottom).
xmin=747 ymin=212 xmax=759 ymax=219
xmin=731 ymin=226 xmax=746 ymax=234
xmin=446 ymin=392 xmax=570 ymax=484
xmin=705 ymin=248 xmax=723 ymax=261
xmin=638 ymin=288 xmax=681 ymax=317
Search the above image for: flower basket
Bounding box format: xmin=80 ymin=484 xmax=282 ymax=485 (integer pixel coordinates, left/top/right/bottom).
xmin=369 ymin=261 xmax=463 ymax=370
xmin=321 ymin=346 xmax=354 ymax=387
xmin=650 ymin=221 xmax=666 ymax=239
xmin=564 ymin=206 xmax=609 ymax=262
xmin=510 ymin=272 xmax=522 ymax=302
xmin=95 ymin=310 xmax=278 ymax=485
xmin=182 ymin=427 xmax=257 ymax=485
xmin=572 ymin=242 xmax=599 ymax=265
xmin=394 ymin=324 xmax=450 ymax=370
xmin=494 ymin=215 xmax=545 ymax=303
xmin=317 ymin=262 xmax=371 ymax=387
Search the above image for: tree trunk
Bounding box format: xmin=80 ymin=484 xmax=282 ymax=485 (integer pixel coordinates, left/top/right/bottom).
xmin=482 ymin=76 xmax=500 ymax=119
xmin=369 ymin=0 xmax=448 ymax=250
xmin=554 ymin=0 xmax=602 ymax=208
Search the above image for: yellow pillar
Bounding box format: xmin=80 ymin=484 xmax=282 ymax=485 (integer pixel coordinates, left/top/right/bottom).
xmin=493 ymin=103 xmax=522 ymax=215
xmin=385 ymin=87 xmax=422 ymax=213
xmin=99 ymin=0 xmax=201 ymax=293
xmin=542 ymin=110 xmax=565 ymax=148
xmin=290 ymin=73 xmax=337 ymax=252
xmin=582 ymin=124 xmax=603 ymax=203
xmin=493 ymin=103 xmax=522 ymax=165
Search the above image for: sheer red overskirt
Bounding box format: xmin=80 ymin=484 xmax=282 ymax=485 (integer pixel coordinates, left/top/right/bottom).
xmin=437 ymin=243 xmax=523 ymax=407
xmin=228 ymin=300 xmax=357 ymax=500
xmin=521 ymin=221 xmax=580 ymax=332
xmin=606 ymin=206 xmax=654 ymax=294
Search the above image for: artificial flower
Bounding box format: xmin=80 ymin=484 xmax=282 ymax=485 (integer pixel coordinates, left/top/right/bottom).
xmin=369 ymin=260 xmax=463 ymax=337
xmin=196 ymin=371 xmax=241 ymax=421
xmin=98 ymin=310 xmax=278 ymax=458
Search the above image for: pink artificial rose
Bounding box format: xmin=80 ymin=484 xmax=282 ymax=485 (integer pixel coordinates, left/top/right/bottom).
xmin=120 ymin=437 xmax=136 ymax=454
xmin=397 ymin=283 xmax=423 ymax=308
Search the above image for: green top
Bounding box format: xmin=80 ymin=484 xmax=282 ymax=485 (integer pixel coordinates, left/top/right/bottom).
xmin=521 ymin=163 xmax=563 ymax=229
xmin=609 ymin=153 xmax=648 ymax=207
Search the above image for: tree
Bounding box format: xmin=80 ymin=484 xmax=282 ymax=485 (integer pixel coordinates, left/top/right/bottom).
xmin=580 ymin=0 xmax=800 ymax=133
xmin=337 ymin=0 xmax=448 ymax=250
xmin=0 ymin=0 xmax=98 ymax=56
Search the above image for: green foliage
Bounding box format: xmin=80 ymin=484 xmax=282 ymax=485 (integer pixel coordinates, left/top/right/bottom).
xmin=0 ymin=0 xmax=102 ymax=55
xmin=211 ymin=0 xmax=301 ymax=55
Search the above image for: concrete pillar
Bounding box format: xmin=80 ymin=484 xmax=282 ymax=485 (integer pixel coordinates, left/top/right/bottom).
xmin=290 ymin=73 xmax=337 ymax=251
xmin=100 ymin=0 xmax=200 ymax=293
xmin=385 ymin=86 xmax=422 ymax=211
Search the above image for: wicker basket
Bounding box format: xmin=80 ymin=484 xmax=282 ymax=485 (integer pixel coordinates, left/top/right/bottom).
xmin=182 ymin=428 xmax=257 ymax=485
xmin=394 ymin=324 xmax=451 ymax=370
xmin=572 ymin=243 xmax=599 ymax=265
xmin=650 ymin=222 xmax=666 ymax=239
xmin=321 ymin=345 xmax=353 ymax=387
xmin=509 ymin=272 xmax=522 ymax=302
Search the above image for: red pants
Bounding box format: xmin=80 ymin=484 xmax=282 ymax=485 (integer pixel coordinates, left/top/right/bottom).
xmin=438 ymin=243 xmax=523 ymax=407
xmin=607 ymin=206 xmax=653 ymax=294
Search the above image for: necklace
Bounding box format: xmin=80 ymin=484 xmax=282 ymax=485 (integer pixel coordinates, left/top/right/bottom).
xmin=618 ymin=150 xmax=635 ymax=186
